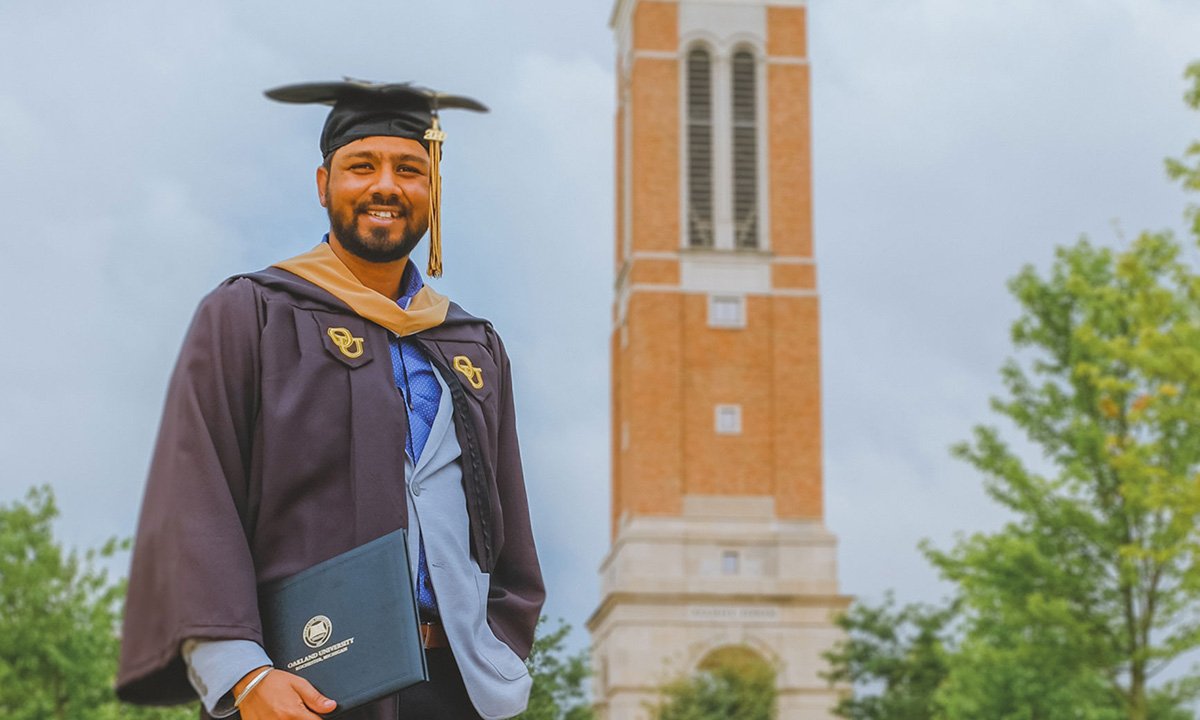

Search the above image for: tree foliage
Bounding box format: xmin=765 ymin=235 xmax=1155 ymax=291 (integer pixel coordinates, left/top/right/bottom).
xmin=927 ymin=226 xmax=1200 ymax=719
xmin=518 ymin=617 xmax=594 ymax=720
xmin=1166 ymin=62 xmax=1200 ymax=238
xmin=822 ymin=593 xmax=955 ymax=720
xmin=651 ymin=647 xmax=776 ymax=720
xmin=827 ymin=62 xmax=1200 ymax=720
xmin=0 ymin=485 xmax=195 ymax=720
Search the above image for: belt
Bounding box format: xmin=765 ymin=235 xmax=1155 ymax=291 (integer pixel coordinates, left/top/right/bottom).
xmin=420 ymin=622 xmax=449 ymax=649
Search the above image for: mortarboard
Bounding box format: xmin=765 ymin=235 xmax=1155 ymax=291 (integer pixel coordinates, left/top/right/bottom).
xmin=265 ymin=78 xmax=489 ymax=277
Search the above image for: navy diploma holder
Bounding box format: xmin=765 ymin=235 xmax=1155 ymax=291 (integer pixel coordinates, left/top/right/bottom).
xmin=258 ymin=529 xmax=428 ymax=716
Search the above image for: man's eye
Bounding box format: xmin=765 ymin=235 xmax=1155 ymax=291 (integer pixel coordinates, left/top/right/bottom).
xmin=397 ymin=165 xmax=421 ymax=174
xmin=350 ymin=163 xmax=372 ymax=171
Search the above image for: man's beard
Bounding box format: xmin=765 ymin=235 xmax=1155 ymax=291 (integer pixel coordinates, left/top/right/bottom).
xmin=328 ymin=193 xmax=427 ymax=264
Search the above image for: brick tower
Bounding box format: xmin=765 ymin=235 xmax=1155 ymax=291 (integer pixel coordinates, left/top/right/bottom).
xmin=588 ymin=1 xmax=848 ymax=718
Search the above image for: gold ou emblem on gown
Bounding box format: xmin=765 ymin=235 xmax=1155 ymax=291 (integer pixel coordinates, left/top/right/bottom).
xmin=327 ymin=327 xmax=364 ymax=359
xmin=453 ymin=355 xmax=484 ymax=389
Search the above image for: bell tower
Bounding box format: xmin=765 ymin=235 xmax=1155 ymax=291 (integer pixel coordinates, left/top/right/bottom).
xmin=589 ymin=1 xmax=848 ymax=718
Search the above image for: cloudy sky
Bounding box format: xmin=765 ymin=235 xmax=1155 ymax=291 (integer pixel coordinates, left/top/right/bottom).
xmin=2 ymin=0 xmax=1199 ymax=661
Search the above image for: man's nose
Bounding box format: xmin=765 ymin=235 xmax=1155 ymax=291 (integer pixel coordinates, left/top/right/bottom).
xmin=369 ymin=169 xmax=401 ymax=197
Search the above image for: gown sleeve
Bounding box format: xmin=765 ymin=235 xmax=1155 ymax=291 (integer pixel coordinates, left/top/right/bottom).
xmin=116 ymin=278 xmax=266 ymax=705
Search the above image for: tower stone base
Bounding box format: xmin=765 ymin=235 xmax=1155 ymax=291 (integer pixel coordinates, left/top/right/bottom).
xmin=588 ymin=495 xmax=850 ymax=720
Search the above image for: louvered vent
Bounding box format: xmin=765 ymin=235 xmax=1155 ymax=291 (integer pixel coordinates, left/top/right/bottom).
xmin=687 ymin=48 xmax=714 ymax=248
xmin=731 ymin=50 xmax=758 ymax=249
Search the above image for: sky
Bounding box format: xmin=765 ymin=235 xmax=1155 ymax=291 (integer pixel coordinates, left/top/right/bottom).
xmin=2 ymin=0 xmax=1199 ymax=666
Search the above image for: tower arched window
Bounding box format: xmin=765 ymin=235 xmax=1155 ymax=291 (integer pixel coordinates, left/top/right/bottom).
xmin=686 ymin=47 xmax=714 ymax=248
xmin=731 ymin=49 xmax=758 ymax=249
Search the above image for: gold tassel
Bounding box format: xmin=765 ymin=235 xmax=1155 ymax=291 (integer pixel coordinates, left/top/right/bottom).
xmin=424 ymin=115 xmax=446 ymax=278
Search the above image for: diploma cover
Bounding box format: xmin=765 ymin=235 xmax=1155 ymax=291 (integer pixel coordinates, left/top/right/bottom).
xmin=258 ymin=529 xmax=428 ymax=716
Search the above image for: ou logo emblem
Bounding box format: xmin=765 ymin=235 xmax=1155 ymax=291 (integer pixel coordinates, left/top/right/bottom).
xmin=326 ymin=327 xmax=364 ymax=359
xmin=303 ymin=615 xmax=332 ymax=648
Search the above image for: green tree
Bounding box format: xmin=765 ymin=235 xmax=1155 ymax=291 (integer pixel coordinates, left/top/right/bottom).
xmin=824 ymin=61 xmax=1200 ymax=720
xmin=518 ymin=618 xmax=594 ymax=720
xmin=0 ymin=486 xmax=195 ymax=720
xmin=822 ymin=593 xmax=956 ymax=720
xmin=926 ymin=227 xmax=1200 ymax=720
xmin=922 ymin=63 xmax=1200 ymax=720
xmin=651 ymin=647 xmax=776 ymax=720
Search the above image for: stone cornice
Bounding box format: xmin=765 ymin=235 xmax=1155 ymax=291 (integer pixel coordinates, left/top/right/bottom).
xmin=588 ymin=589 xmax=852 ymax=630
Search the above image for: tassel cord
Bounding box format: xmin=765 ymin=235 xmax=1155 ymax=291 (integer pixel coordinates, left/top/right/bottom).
xmin=425 ymin=115 xmax=445 ymax=278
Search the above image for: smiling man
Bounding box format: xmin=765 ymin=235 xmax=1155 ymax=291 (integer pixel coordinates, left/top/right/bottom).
xmin=115 ymin=80 xmax=544 ymax=720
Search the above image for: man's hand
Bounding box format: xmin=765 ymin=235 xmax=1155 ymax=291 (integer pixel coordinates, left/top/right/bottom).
xmin=234 ymin=666 xmax=337 ymax=719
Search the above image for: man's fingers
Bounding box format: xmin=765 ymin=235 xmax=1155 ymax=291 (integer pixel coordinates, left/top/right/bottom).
xmin=291 ymin=675 xmax=338 ymax=713
xmin=236 ymin=669 xmax=335 ymax=720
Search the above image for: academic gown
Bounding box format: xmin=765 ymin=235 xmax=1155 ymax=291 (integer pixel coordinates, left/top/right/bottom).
xmin=115 ymin=265 xmax=544 ymax=719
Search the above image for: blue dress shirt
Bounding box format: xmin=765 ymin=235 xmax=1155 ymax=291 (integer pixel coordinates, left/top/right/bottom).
xmin=390 ymin=260 xmax=441 ymax=619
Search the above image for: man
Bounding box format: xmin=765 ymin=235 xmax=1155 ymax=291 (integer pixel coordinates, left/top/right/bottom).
xmin=116 ymin=80 xmax=545 ymax=720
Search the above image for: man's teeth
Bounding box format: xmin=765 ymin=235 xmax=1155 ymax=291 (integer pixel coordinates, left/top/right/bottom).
xmin=367 ymin=210 xmax=400 ymax=218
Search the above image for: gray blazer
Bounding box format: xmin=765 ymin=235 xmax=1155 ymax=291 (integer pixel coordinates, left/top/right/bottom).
xmin=404 ymin=368 xmax=532 ymax=719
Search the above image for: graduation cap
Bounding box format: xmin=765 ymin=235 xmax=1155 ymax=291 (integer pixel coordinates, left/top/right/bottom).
xmin=265 ymin=78 xmax=489 ymax=278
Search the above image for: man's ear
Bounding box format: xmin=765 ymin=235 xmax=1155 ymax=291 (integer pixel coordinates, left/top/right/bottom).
xmin=316 ymin=165 xmax=329 ymax=208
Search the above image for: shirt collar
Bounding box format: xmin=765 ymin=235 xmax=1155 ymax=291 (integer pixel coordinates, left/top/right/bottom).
xmin=396 ymin=258 xmax=425 ymax=310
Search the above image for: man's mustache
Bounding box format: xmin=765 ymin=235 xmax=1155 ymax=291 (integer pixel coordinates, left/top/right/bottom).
xmin=356 ymin=194 xmax=410 ymax=214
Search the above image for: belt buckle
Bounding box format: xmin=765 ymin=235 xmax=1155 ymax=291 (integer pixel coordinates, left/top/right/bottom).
xmin=420 ymin=622 xmax=443 ymax=649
